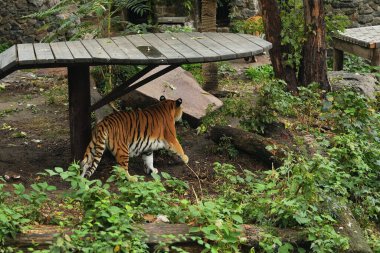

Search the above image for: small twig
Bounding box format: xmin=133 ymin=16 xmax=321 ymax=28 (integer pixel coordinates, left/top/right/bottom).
xmin=185 ymin=164 xmax=203 ymax=199
xmin=191 ymin=185 xmax=200 ymax=204
xmin=237 ymin=163 xmax=244 ymax=173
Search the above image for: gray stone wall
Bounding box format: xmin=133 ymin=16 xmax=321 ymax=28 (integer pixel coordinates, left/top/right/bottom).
xmin=0 ymin=0 xmax=57 ymax=44
xmin=230 ymin=0 xmax=260 ymax=20
xmin=326 ymin=0 xmax=380 ymax=27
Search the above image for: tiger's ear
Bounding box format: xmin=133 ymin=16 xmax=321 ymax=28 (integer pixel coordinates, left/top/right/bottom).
xmin=160 ymin=95 xmax=166 ymax=101
xmin=176 ymin=98 xmax=182 ymax=107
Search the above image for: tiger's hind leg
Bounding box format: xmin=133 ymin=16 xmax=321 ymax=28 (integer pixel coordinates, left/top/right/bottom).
xmin=142 ymin=152 xmax=158 ymax=175
xmin=114 ymin=147 xmax=138 ymax=182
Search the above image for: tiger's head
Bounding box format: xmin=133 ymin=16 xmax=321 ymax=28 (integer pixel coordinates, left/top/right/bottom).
xmin=160 ymin=95 xmax=183 ymax=122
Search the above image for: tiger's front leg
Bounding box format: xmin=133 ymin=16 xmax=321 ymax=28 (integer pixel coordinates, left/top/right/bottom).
xmin=167 ymin=139 xmax=189 ymax=164
xmin=142 ymin=152 xmax=158 ymax=174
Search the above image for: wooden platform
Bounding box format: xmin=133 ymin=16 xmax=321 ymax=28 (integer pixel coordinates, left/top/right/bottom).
xmin=0 ymin=32 xmax=272 ymax=160
xmin=0 ymin=33 xmax=271 ymax=79
xmin=333 ymin=25 xmax=380 ymax=69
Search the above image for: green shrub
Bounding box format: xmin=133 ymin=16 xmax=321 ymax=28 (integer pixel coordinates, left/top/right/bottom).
xmin=0 ymin=181 xmax=56 ymax=246
xmin=182 ymin=63 xmax=204 ymax=85
xmin=245 ymin=65 xmax=274 ymax=82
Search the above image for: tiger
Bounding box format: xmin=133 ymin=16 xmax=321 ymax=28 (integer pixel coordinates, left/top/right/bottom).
xmin=80 ymin=96 xmax=189 ymax=182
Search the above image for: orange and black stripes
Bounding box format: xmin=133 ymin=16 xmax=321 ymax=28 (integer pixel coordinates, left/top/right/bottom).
xmin=80 ymin=97 xmax=186 ymax=178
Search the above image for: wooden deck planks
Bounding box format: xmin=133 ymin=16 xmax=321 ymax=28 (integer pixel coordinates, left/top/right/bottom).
xmin=0 ymin=33 xmax=272 ymax=75
xmin=66 ymin=41 xmax=92 ymax=63
xmin=17 ymin=44 xmax=36 ymax=65
xmin=156 ymin=33 xmax=203 ymax=63
xmin=184 ymin=32 xmax=237 ymax=60
xmin=0 ymin=45 xmax=17 ymax=73
xmin=170 ymin=32 xmax=221 ymax=61
xmin=126 ymin=34 xmax=167 ymax=64
xmin=237 ymin=34 xmax=272 ymax=50
xmin=96 ymin=38 xmax=129 ymax=63
xmin=220 ymin=33 xmax=263 ymax=55
xmin=50 ymin=42 xmax=74 ymax=63
xmin=81 ymin=40 xmax=110 ymax=63
xmin=202 ymin=33 xmax=251 ymax=58
xmin=140 ymin=33 xmax=185 ymax=64
xmin=112 ymin=36 xmax=148 ymax=64
xmin=33 ymin=43 xmax=55 ymax=64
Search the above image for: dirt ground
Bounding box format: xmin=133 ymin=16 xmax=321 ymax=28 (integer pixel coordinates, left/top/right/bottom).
xmin=0 ymin=57 xmax=269 ymax=193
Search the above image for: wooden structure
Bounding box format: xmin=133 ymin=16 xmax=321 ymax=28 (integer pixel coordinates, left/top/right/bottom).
xmin=333 ymin=25 xmax=380 ymax=70
xmin=0 ymin=32 xmax=271 ymax=160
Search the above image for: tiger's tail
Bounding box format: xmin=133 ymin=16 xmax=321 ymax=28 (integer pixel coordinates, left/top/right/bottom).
xmin=80 ymin=126 xmax=108 ymax=178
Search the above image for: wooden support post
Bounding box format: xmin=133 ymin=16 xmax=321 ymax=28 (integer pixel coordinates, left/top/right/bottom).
xmin=371 ymin=49 xmax=380 ymax=66
xmin=68 ymin=66 xmax=91 ymax=161
xmin=333 ymin=47 xmax=344 ymax=71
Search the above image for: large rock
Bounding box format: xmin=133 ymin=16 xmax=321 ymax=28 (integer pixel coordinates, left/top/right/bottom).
xmin=121 ymin=66 xmax=223 ymax=127
xmin=328 ymin=71 xmax=379 ymax=99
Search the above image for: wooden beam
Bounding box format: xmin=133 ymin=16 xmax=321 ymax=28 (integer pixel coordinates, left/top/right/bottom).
xmin=90 ymin=65 xmax=179 ymax=111
xmin=333 ymin=38 xmax=373 ymax=61
xmin=68 ymin=66 xmax=91 ymax=161
xmin=90 ymin=65 xmax=157 ymax=111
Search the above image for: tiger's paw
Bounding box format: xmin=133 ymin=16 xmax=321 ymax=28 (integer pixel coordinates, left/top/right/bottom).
xmin=144 ymin=167 xmax=158 ymax=175
xmin=182 ymin=155 xmax=189 ymax=164
xmin=127 ymin=175 xmax=138 ymax=182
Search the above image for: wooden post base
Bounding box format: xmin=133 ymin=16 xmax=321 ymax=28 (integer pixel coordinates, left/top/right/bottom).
xmin=333 ymin=48 xmax=344 ymax=71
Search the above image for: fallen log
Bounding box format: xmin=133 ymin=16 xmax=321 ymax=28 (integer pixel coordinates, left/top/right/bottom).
xmin=5 ymin=223 xmax=307 ymax=251
xmin=210 ymin=125 xmax=288 ymax=166
xmin=5 ymin=222 xmax=372 ymax=252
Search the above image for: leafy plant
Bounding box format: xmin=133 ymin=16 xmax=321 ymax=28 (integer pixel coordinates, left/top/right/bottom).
xmin=182 ymin=63 xmax=204 ymax=85
xmin=217 ymin=62 xmax=237 ymax=78
xmin=342 ymin=54 xmax=380 ymax=77
xmin=0 ymin=181 xmax=56 ymax=246
xmin=231 ymin=15 xmax=264 ymax=36
xmin=91 ymin=64 xmax=145 ymax=94
xmin=27 ymin=0 xmax=151 ymax=41
xmin=245 ymin=65 xmax=274 ymax=82
xmin=214 ymin=135 xmax=239 ymax=159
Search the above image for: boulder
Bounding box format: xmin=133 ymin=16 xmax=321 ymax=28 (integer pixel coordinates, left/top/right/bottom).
xmin=121 ymin=66 xmax=223 ymax=127
xmin=328 ymin=71 xmax=379 ymax=99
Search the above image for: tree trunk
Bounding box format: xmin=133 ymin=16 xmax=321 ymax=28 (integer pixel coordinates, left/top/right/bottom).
xmin=298 ymin=0 xmax=330 ymax=90
xmin=201 ymin=0 xmax=218 ymax=92
xmin=259 ymin=0 xmax=298 ymax=93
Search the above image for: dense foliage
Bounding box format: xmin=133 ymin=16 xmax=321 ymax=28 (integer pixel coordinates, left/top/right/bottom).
xmin=0 ymin=1 xmax=378 ymax=252
xmin=1 ymin=66 xmax=379 ymax=251
xmin=199 ymin=63 xmax=380 ymax=252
